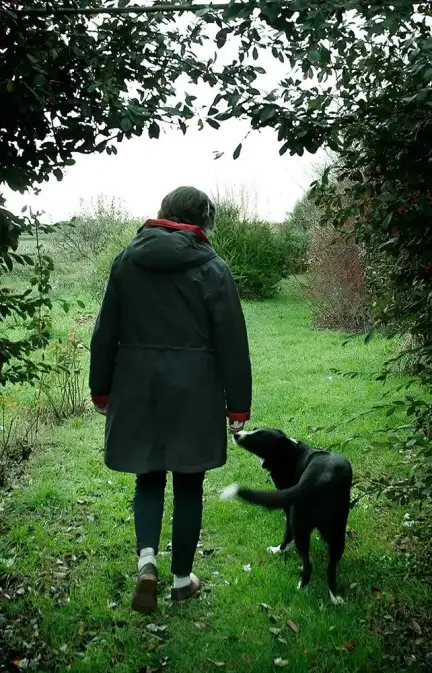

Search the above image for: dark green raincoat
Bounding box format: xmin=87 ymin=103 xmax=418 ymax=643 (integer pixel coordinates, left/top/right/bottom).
xmin=89 ymin=219 xmax=252 ymax=474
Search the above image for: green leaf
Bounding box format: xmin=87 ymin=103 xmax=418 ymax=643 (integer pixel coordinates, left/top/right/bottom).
xmin=260 ymin=107 xmax=276 ymax=123
xmin=307 ymin=50 xmax=320 ymax=64
xmin=252 ymin=47 xmax=259 ymax=61
xmin=121 ymin=116 xmax=133 ymax=133
xmin=216 ymin=29 xmax=228 ymax=49
xmin=148 ymin=121 xmax=160 ymax=139
xmin=207 ymin=119 xmax=220 ymax=130
xmin=383 ymin=213 xmax=393 ymax=228
xmin=76 ymin=300 xmax=85 ymax=309
xmin=53 ymin=168 xmax=63 ymax=182
xmin=233 ymin=143 xmax=242 ymax=160
xmin=34 ymin=73 xmax=45 ymax=87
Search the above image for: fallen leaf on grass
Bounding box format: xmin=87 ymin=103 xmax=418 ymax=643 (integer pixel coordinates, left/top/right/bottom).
xmin=411 ymin=620 xmax=422 ymax=635
xmin=78 ymin=621 xmax=86 ymax=636
xmin=336 ymin=640 xmax=357 ymax=653
xmin=373 ymin=587 xmax=382 ymax=600
xmin=194 ymin=622 xmax=207 ymax=630
xmin=146 ymin=624 xmax=168 ymax=634
xmin=287 ymin=619 xmax=299 ymax=633
xmin=207 ymin=660 xmax=225 ymax=667
xmin=273 ymin=658 xmax=289 ymax=667
xmin=200 ymin=547 xmax=222 ymax=558
xmin=260 ymin=603 xmax=272 ymax=611
xmin=243 ymin=563 xmax=252 ymax=573
xmin=346 ymin=529 xmax=358 ymax=538
xmin=270 ymin=627 xmax=282 ymax=636
xmin=278 ymin=637 xmax=287 ymax=645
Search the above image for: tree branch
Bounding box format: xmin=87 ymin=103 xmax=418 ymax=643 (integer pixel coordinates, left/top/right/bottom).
xmin=14 ymin=3 xmax=239 ymax=17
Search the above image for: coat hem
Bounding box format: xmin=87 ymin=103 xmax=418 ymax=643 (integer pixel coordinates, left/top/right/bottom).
xmin=104 ymin=457 xmax=227 ymax=475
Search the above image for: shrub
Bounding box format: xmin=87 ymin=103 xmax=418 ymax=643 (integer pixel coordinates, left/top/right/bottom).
xmin=91 ymin=220 xmax=139 ymax=298
xmin=39 ymin=335 xmax=88 ymax=423
xmin=286 ymin=192 xmax=321 ymax=231
xmin=304 ymin=224 xmax=371 ymax=332
xmin=0 ymin=392 xmax=43 ymax=488
xmin=53 ymin=195 xmax=141 ymax=262
xmin=211 ymin=200 xmax=286 ymax=300
xmin=277 ymin=223 xmax=311 ymax=275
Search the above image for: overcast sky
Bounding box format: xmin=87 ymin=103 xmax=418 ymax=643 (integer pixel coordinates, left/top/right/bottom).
xmin=4 ymin=3 xmax=327 ymax=224
xmin=5 ymin=121 xmax=324 ymax=223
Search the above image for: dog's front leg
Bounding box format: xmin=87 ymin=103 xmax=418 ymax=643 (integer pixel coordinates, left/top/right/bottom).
xmin=267 ymin=508 xmax=293 ymax=554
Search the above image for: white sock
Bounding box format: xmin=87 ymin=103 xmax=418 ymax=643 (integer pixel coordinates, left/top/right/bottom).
xmin=138 ymin=547 xmax=156 ymax=572
xmin=173 ymin=572 xmax=198 ymax=589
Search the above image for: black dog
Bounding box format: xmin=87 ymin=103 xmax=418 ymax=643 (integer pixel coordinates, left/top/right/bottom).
xmin=221 ymin=428 xmax=353 ymax=603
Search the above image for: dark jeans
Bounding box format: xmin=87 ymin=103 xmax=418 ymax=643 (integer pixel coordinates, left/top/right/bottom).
xmin=134 ymin=471 xmax=205 ymax=576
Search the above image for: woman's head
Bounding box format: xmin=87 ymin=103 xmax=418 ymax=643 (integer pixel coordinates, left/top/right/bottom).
xmin=158 ymin=186 xmax=216 ymax=231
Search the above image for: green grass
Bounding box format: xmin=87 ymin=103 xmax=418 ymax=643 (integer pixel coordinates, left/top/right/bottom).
xmin=0 ymin=280 xmax=428 ymax=673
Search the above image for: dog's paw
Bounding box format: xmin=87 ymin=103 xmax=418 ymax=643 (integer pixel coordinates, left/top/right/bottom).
xmin=329 ymin=591 xmax=344 ymax=605
xmin=267 ymin=542 xmax=292 ymax=554
xmin=220 ymin=484 xmax=239 ymax=501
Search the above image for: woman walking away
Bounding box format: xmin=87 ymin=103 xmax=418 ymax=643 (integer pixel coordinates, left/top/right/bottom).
xmin=89 ymin=186 xmax=252 ymax=614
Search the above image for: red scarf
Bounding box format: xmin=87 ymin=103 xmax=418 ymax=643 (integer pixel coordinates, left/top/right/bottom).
xmin=145 ymin=219 xmax=210 ymax=244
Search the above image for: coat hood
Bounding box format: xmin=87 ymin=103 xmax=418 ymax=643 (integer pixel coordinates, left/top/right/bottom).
xmin=125 ymin=219 xmax=216 ymax=272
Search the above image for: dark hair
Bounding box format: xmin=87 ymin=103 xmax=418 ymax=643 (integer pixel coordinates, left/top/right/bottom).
xmin=158 ymin=186 xmax=216 ymax=231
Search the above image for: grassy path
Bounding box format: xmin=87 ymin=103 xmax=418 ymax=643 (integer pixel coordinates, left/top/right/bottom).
xmin=0 ymin=282 xmax=428 ymax=673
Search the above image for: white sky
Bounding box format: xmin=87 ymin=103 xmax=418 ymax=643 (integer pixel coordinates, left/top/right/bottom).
xmin=4 ymin=2 xmax=328 ymax=223
xmin=5 ymin=121 xmax=324 ymax=223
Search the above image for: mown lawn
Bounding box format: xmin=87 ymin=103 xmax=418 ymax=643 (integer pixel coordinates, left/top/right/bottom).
xmin=0 ymin=281 xmax=429 ymax=673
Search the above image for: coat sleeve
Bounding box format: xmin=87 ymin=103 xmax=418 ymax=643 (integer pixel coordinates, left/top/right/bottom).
xmin=209 ymin=263 xmax=252 ymax=422
xmin=89 ymin=256 xmax=121 ymax=406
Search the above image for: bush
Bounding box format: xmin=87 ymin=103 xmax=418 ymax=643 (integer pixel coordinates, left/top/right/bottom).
xmin=91 ymin=220 xmax=138 ymax=298
xmin=53 ymin=195 xmax=141 ymax=262
xmin=39 ymin=335 xmax=88 ymax=423
xmin=304 ymin=224 xmax=371 ymax=332
xmin=277 ymin=223 xmax=311 ymax=275
xmin=0 ymin=392 xmax=43 ymax=487
xmin=91 ymin=197 xmax=304 ymax=301
xmin=286 ymin=192 xmax=321 ymax=231
xmin=211 ymin=200 xmax=286 ymax=300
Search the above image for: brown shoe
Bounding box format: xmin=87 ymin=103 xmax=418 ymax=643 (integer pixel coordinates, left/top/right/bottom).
xmin=171 ymin=574 xmax=201 ymax=603
xmin=131 ymin=563 xmax=158 ymax=614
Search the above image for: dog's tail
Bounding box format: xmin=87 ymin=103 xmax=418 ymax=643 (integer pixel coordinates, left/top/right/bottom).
xmin=220 ymin=483 xmax=304 ymax=510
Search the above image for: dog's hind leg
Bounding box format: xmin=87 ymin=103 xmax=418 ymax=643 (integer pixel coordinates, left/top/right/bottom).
xmin=295 ymin=532 xmax=312 ymax=589
xmin=326 ymin=530 xmax=346 ymax=605
xmin=292 ymin=517 xmax=313 ymax=590
xmin=267 ymin=509 xmax=293 ymax=554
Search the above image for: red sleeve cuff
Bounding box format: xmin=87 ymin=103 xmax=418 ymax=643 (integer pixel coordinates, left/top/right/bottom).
xmin=226 ymin=411 xmax=250 ymax=422
xmin=92 ymin=395 xmax=109 ymax=407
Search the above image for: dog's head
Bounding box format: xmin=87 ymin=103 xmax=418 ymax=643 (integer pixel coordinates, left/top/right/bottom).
xmin=233 ymin=428 xmax=300 ymax=470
